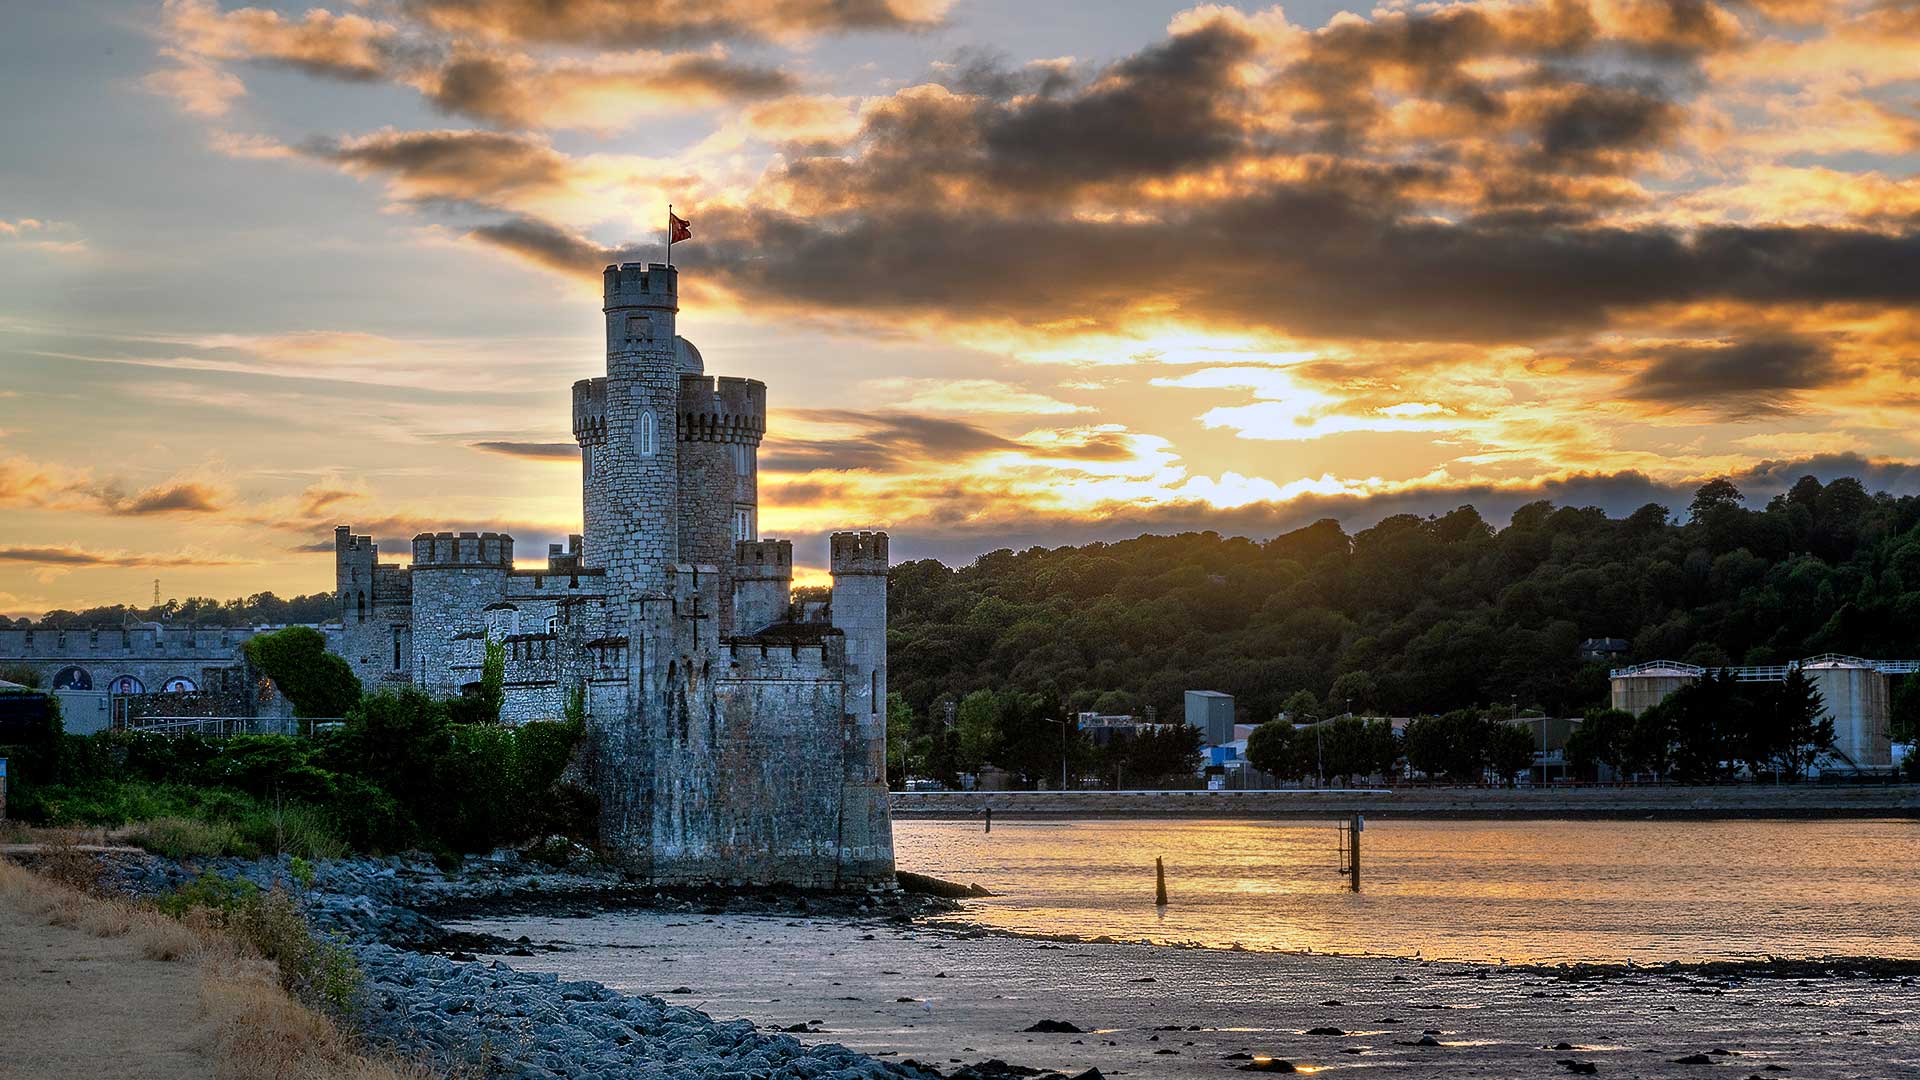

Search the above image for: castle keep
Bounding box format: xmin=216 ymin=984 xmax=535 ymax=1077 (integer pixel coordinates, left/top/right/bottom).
xmin=333 ymin=263 xmax=894 ymax=888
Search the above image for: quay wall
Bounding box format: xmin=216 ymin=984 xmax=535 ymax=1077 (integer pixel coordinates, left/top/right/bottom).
xmin=892 ymin=786 xmax=1920 ymax=820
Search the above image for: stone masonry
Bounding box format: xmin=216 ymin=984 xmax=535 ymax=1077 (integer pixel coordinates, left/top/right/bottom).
xmin=326 ymin=262 xmax=895 ymax=888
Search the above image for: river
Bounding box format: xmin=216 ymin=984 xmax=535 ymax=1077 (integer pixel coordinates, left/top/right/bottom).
xmin=446 ymin=818 xmax=1920 ymax=1078
xmin=894 ymin=817 xmax=1920 ymax=963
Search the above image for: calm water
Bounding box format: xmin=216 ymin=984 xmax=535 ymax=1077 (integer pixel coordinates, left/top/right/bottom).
xmin=893 ymin=818 xmax=1920 ymax=963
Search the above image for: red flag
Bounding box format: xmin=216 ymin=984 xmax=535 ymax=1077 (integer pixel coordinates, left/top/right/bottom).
xmin=668 ymin=211 xmax=692 ymax=244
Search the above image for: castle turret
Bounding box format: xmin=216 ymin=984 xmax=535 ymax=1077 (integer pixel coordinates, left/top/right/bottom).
xmin=679 ymin=374 xmax=767 ymax=634
xmin=581 ymin=262 xmax=682 ymax=593
xmin=831 ymin=530 xmax=894 ymax=885
xmin=408 ymin=531 xmax=512 ymax=694
xmin=733 ymin=538 xmax=792 ymax=634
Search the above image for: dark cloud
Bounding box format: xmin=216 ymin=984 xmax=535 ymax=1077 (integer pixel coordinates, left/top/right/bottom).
xmin=399 ymin=0 xmax=944 ymax=48
xmin=300 ymin=130 xmax=568 ymax=208
xmin=1624 ymin=336 xmax=1854 ymax=417
xmin=110 ymin=482 xmax=226 ymax=515
xmin=468 ymin=215 xmax=641 ymax=274
xmin=471 ymin=440 xmax=578 ymax=460
xmin=978 ymin=18 xmax=1256 ymax=191
xmin=760 ymin=411 xmax=1022 ymax=472
xmin=0 ymin=546 xmax=242 ymax=568
xmin=1531 ymin=81 xmax=1682 ymax=170
xmin=423 ymin=52 xmax=798 ymax=128
xmin=671 ymin=201 xmax=1920 ymax=345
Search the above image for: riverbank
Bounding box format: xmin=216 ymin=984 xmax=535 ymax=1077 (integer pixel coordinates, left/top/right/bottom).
xmin=893 ymin=783 xmax=1920 ymax=819
xmin=448 ymin=904 xmax=1920 ymax=1080
xmin=35 ymin=848 xmax=1074 ymax=1080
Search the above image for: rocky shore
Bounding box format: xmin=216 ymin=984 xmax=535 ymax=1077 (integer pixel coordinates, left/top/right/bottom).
xmin=98 ymin=851 xmax=1089 ymax=1080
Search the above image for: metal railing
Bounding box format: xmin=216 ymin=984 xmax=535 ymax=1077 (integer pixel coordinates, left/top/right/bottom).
xmin=1612 ymin=654 xmax=1920 ymax=680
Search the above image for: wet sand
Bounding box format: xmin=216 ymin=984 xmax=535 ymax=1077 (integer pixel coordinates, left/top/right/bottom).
xmin=449 ymin=908 xmax=1920 ymax=1078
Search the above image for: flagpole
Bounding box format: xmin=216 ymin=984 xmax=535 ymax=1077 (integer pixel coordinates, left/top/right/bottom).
xmin=666 ymin=204 xmax=674 ymax=266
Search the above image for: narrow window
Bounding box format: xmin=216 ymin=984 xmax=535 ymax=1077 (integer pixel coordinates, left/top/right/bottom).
xmin=357 ymin=591 xmax=367 ymax=622
xmin=871 ymin=670 xmax=879 ymax=715
xmin=391 ymin=625 xmax=403 ymax=670
xmin=639 ymin=411 xmax=657 ymax=456
xmin=583 ymin=444 xmax=594 ymax=479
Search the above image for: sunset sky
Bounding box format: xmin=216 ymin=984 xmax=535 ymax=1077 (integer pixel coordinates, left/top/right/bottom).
xmin=3 ymin=0 xmax=1919 ymax=617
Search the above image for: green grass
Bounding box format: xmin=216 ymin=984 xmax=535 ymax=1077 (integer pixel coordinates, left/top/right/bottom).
xmin=33 ymin=779 xmax=349 ymax=862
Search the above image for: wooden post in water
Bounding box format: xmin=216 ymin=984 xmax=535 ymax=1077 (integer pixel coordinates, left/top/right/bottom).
xmin=1348 ymin=813 xmax=1362 ymax=892
xmin=1155 ymin=856 xmax=1168 ymax=906
xmin=983 ymin=806 xmax=992 ymax=833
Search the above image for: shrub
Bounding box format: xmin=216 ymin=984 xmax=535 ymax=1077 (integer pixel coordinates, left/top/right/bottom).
xmin=131 ymin=816 xmax=254 ymax=860
xmin=162 ymin=871 xmax=364 ymax=1014
xmin=243 ymin=626 xmax=362 ymax=718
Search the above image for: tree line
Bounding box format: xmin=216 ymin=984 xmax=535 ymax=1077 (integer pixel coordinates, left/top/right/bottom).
xmin=885 ymin=475 xmax=1920 ymax=746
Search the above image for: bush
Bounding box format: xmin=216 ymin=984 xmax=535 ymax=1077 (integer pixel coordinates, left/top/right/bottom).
xmin=243 ymin=626 xmax=362 ymax=718
xmin=161 ymin=871 xmax=364 ymax=1013
xmin=131 ymin=816 xmax=253 ymax=859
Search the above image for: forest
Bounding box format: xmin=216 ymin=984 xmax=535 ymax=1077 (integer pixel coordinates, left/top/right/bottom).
xmin=886 ymin=475 xmax=1920 ymax=739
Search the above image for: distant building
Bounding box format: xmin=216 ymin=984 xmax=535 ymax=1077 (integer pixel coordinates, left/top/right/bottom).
xmin=1579 ymin=637 xmax=1631 ymax=662
xmin=1185 ymin=690 xmax=1235 ymax=745
xmin=1077 ymin=712 xmax=1160 ymax=747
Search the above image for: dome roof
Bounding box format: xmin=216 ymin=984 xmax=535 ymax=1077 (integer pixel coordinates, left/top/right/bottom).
xmin=675 ymin=335 xmax=703 ymax=375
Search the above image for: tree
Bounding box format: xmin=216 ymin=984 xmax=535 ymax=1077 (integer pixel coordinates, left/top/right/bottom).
xmin=953 ymin=689 xmax=1000 ymax=773
xmin=1118 ymin=722 xmax=1203 ymax=787
xmin=885 ymin=693 xmax=916 ymax=787
xmin=1764 ymin=668 xmax=1836 ymax=779
xmin=1567 ymin=708 xmax=1634 ymax=780
xmin=1328 ymin=671 xmax=1377 ymax=714
xmin=1281 ymin=689 xmax=1321 ymax=723
xmin=243 ymin=626 xmax=361 ymax=718
xmin=1244 ymin=720 xmax=1298 ymax=781
xmin=1486 ymin=722 xmax=1537 ymax=786
xmin=449 ymin=639 xmax=507 ymax=724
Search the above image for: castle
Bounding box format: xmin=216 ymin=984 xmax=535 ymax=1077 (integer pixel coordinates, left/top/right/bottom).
xmin=329 ymin=262 xmax=893 ymax=887
xmin=0 ymin=263 xmax=894 ymax=887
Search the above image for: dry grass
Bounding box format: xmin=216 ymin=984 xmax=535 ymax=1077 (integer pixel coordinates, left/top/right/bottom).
xmin=0 ymin=856 xmax=441 ymax=1080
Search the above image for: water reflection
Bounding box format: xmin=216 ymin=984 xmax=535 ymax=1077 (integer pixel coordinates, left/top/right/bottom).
xmin=893 ymin=818 xmax=1919 ymax=963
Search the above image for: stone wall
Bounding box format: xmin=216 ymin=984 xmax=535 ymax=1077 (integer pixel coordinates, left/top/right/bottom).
xmin=0 ymin=624 xmax=328 ymax=697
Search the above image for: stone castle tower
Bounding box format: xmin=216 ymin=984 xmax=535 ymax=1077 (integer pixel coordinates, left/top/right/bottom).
xmin=329 ymin=262 xmax=894 ymax=889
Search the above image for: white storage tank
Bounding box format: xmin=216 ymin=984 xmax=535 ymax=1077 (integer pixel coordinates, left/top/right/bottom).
xmin=1802 ymin=659 xmax=1893 ymax=770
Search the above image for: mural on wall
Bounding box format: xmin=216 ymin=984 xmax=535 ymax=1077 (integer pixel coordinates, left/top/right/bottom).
xmin=52 ymin=666 xmax=92 ymax=691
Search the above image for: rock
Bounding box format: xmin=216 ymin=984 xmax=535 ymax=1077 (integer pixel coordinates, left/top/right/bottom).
xmin=1237 ymin=1059 xmax=1298 ymax=1073
xmin=1673 ymin=1053 xmax=1716 ymax=1065
xmin=1304 ymin=1027 xmax=1345 ymax=1036
xmin=1556 ymin=1059 xmax=1598 ymax=1074
xmin=1022 ymin=1020 xmax=1083 ymax=1033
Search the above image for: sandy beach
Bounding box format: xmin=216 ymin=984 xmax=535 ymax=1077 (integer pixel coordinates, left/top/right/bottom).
xmin=447 ymin=906 xmax=1920 ymax=1079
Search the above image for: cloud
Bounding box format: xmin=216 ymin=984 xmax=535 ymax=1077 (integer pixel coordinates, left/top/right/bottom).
xmin=470 ymin=440 xmax=577 ymax=460
xmin=161 ymin=0 xmax=396 ymax=81
xmin=760 ymin=410 xmax=1023 ymax=473
xmin=300 ymin=128 xmax=571 ymax=209
xmin=415 ymin=49 xmax=797 ymax=130
xmin=105 ymin=482 xmax=227 ymax=516
xmin=868 ymin=378 xmax=1087 ymax=416
xmin=1622 ymin=336 xmax=1856 ymax=418
xmin=397 ymin=0 xmax=949 ymax=47
xmin=0 ymin=545 xmax=247 ymax=568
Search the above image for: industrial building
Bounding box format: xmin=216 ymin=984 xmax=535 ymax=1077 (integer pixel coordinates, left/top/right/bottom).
xmin=1610 ymin=654 xmax=1915 ymax=774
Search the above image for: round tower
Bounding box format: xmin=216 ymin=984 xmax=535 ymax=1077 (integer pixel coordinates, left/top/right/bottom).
xmin=580 ymin=262 xmax=682 ymax=594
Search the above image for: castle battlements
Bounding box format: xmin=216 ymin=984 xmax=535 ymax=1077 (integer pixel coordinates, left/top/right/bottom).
xmin=572 ymin=377 xmax=607 ymax=444
xmin=412 ymin=531 xmax=515 ymax=568
xmin=830 ymin=531 xmax=889 ymax=576
xmin=735 ymin=539 xmax=792 ymax=578
xmin=678 ymin=375 xmax=767 ymax=445
xmin=603 ymin=262 xmax=677 ymax=308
